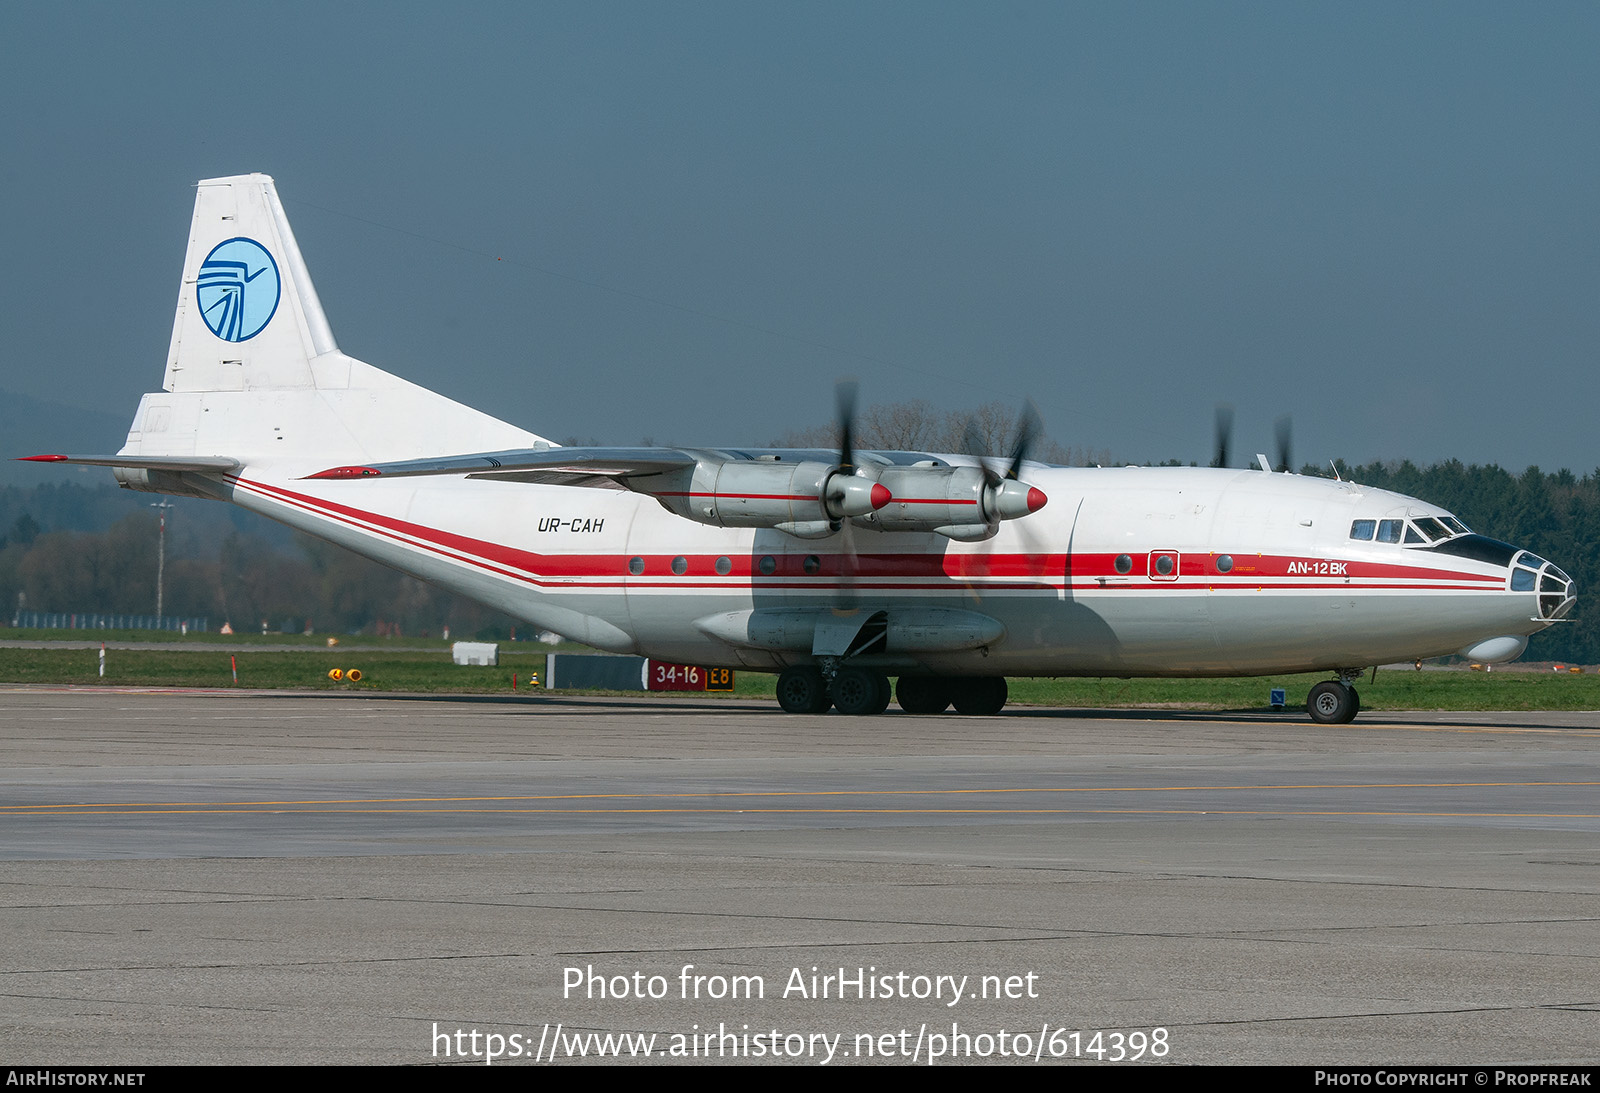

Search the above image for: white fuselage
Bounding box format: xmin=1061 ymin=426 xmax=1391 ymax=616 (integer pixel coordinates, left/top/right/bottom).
xmin=215 ymin=461 xmax=1553 ymax=677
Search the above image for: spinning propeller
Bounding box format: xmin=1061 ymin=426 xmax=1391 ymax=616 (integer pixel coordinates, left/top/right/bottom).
xmin=962 ymin=399 xmax=1048 ymax=523
xmin=1213 ymin=403 xmax=1294 ymax=473
xmin=831 ymin=380 xmax=864 ymax=610
xmin=1213 ymin=404 xmax=1234 ymax=468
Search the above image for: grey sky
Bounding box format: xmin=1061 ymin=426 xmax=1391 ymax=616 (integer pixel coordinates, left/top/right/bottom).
xmin=3 ymin=2 xmax=1596 ymax=472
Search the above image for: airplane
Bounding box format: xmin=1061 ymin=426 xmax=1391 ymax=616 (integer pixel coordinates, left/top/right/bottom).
xmin=24 ymin=174 xmax=1577 ymax=723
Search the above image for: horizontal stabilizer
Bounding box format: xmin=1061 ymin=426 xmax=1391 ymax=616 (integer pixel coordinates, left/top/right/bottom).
xmin=20 ymin=454 xmax=241 ymax=473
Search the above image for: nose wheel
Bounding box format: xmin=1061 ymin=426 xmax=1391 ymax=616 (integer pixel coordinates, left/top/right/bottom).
xmin=1306 ymin=680 xmax=1360 ymax=724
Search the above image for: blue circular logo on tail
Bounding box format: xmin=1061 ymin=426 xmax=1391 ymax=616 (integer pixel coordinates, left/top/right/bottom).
xmin=197 ymin=237 xmax=280 ymax=342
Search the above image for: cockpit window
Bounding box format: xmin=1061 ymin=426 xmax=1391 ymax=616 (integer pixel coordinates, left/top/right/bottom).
xmin=1413 ymin=517 xmax=1449 ymax=541
xmin=1357 ymin=514 xmax=1472 ymax=549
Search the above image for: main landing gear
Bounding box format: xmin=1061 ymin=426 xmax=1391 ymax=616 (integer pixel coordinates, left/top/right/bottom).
xmin=897 ymin=676 xmax=1007 ymax=716
xmin=775 ymin=665 xmax=887 ymax=715
xmin=775 ymin=666 xmax=1008 ymax=716
xmin=1306 ymin=672 xmax=1363 ymax=724
xmin=774 ymin=666 xmax=832 ymax=714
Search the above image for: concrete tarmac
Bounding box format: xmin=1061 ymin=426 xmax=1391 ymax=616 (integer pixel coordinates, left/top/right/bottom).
xmin=1 ymin=688 xmax=1597 ymax=1066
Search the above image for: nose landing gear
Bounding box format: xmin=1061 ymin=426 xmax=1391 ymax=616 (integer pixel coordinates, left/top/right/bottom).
xmin=1306 ymin=672 xmax=1363 ymax=724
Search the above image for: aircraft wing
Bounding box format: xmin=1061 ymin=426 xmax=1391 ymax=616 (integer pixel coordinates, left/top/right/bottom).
xmin=301 ymin=447 xmax=699 ymax=484
xmin=301 ymin=446 xmax=963 ymax=484
xmin=297 ymin=445 xmax=1041 ymax=540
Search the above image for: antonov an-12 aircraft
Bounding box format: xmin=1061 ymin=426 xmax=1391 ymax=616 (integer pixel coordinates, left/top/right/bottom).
xmin=27 ymin=175 xmax=1577 ymax=722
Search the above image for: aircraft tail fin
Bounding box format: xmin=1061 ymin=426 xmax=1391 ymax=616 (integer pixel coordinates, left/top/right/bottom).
xmin=121 ymin=174 xmax=546 ymax=469
xmin=163 ymin=173 xmax=335 ymax=393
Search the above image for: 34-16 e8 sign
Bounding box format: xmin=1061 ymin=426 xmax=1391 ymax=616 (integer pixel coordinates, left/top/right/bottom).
xmin=647 ymin=662 xmax=735 ymax=692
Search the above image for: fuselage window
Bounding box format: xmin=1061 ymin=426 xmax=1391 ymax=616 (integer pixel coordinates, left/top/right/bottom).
xmin=1154 ymin=554 xmax=1175 ymax=576
xmin=715 ymin=556 xmax=732 ymax=576
xmin=1114 ymin=553 xmax=1133 ymax=575
xmin=758 ymin=555 xmax=777 ymax=575
xmin=628 ymin=556 xmax=645 ymax=575
xmin=1349 ymin=520 xmax=1375 ymax=541
xmin=671 ymin=556 xmax=688 ymax=575
xmin=1215 ymin=554 xmax=1234 ymax=573
xmin=1376 ymin=519 xmax=1403 ymax=544
xmin=803 ymin=555 xmax=821 ymax=575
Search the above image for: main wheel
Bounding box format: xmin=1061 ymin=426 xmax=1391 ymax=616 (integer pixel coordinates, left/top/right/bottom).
xmin=950 ymin=676 xmax=1008 ymax=716
xmin=1306 ymin=681 xmax=1359 ymax=724
xmin=896 ymin=676 xmax=952 ymax=714
xmin=831 ymin=667 xmax=891 ymax=716
xmin=776 ymin=666 xmax=831 ymax=714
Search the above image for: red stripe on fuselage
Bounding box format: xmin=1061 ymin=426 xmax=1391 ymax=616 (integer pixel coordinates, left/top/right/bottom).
xmin=1067 ymin=551 xmax=1502 ymax=585
xmin=227 ymin=476 xmax=1506 ymax=594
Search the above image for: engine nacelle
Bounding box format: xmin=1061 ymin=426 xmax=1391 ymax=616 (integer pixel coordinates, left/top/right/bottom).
xmin=858 ymin=465 xmax=987 ymax=533
xmin=638 ymin=458 xmax=888 ymax=531
xmin=852 ymin=465 xmax=1047 ymax=537
xmin=634 ymin=457 xmax=1042 ymax=540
